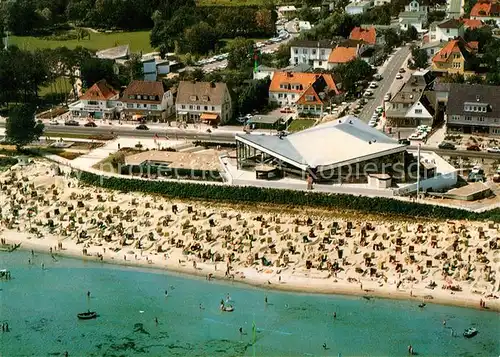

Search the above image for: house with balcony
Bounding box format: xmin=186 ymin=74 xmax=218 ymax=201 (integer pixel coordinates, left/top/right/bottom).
xmin=446 ymin=83 xmax=500 ymax=136
xmin=470 ymin=0 xmax=500 ymax=26
xmin=268 ymin=72 xmax=340 ymax=115
xmin=120 ymin=80 xmax=174 ymax=122
xmin=431 ymin=37 xmax=477 ymax=76
xmin=429 ymin=18 xmax=464 ymax=42
xmin=68 ymin=79 xmax=120 ymax=120
xmin=289 ymin=39 xmax=336 ymax=69
xmin=175 ymin=81 xmax=232 ymax=124
xmin=398 ymin=0 xmax=428 ymax=32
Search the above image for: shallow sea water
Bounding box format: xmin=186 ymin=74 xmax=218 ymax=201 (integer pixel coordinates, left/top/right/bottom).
xmin=0 ymin=251 xmax=499 ymax=356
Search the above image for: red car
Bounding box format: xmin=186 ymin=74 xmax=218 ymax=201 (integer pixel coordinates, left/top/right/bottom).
xmin=466 ymin=145 xmax=481 ymax=151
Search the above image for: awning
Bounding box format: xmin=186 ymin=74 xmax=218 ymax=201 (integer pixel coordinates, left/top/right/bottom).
xmin=200 ymin=113 xmax=219 ymax=121
xmin=177 ymin=111 xmax=188 ymax=115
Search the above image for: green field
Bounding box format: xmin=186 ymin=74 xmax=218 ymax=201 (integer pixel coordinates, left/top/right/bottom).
xmin=39 ymin=77 xmax=72 ymax=97
xmin=287 ymin=119 xmax=316 ymax=132
xmin=10 ymin=31 xmax=153 ymax=53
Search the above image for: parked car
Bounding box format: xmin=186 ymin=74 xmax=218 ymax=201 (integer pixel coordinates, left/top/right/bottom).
xmin=399 ymin=68 xmax=406 ymax=73
xmin=84 ymin=122 xmax=97 ymax=127
xmin=136 ymin=124 xmax=149 ymax=130
xmin=48 ymin=119 xmax=59 ymax=125
xmin=438 ymin=142 xmax=456 ymax=150
xmin=373 ymin=74 xmax=382 ymax=81
xmin=396 ymin=73 xmax=403 ymax=79
xmin=398 ymin=139 xmax=411 ymax=145
xmin=364 ymin=90 xmax=373 ymax=97
xmin=466 ymin=144 xmax=481 ymax=151
xmin=376 ymin=105 xmax=384 ymax=113
xmin=65 ymin=120 xmax=79 ymax=126
xmin=369 ymin=82 xmax=378 ymax=89
xmin=368 ymin=120 xmax=377 ymax=127
xmin=384 ymin=93 xmax=391 ymax=101
xmin=487 ymin=146 xmax=500 ymax=153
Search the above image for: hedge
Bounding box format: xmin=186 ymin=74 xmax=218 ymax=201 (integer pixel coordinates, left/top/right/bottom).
xmin=77 ymin=171 xmax=500 ymax=221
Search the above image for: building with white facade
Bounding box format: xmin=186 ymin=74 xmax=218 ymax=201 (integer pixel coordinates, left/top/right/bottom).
xmin=428 ymin=18 xmax=464 ymax=42
xmin=68 ymin=80 xmax=120 ymax=120
xmin=120 ymin=80 xmax=174 ymax=122
xmin=399 ymin=0 xmax=428 ymax=32
xmin=289 ymin=39 xmax=336 ymax=69
xmin=175 ymin=81 xmax=232 ymax=124
xmin=345 ymin=0 xmax=372 ymax=14
xmin=446 ymin=83 xmax=500 ymax=136
xmin=141 ymin=55 xmax=179 ymax=81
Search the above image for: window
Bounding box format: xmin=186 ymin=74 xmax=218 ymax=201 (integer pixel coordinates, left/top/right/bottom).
xmin=149 ymin=96 xmax=155 ymax=100
xmin=320 ymin=49 xmax=325 ymax=56
xmin=128 ymin=95 xmax=135 ymax=99
xmin=136 ymin=95 xmax=141 ymax=100
xmin=294 ymin=49 xmax=298 ymax=54
xmin=278 ymin=93 xmax=283 ymax=98
xmin=196 ymin=105 xmax=200 ymax=110
xmin=143 ymin=104 xmax=147 ymax=108
xmin=127 ymin=104 xmax=133 ymax=108
xmin=306 ymin=95 xmax=314 ymax=101
xmin=465 ymin=116 xmax=472 ymax=121
xmin=303 ymin=49 xmax=307 ymax=54
xmin=294 ymin=57 xmax=298 ymax=64
xmin=211 ymin=106 xmax=215 ymax=110
xmin=204 ymin=106 xmax=208 ymax=110
xmin=189 ymin=105 xmax=193 ymax=109
xmin=312 ymin=49 xmax=316 ymax=55
xmin=151 ymin=104 xmax=158 ymax=109
xmin=478 ymin=117 xmax=484 ymax=121
xmin=415 ymin=109 xmax=422 ymax=114
xmin=452 ymin=115 xmax=460 ymax=120
xmin=446 ymin=29 xmax=450 ymax=33
xmin=181 ymin=105 xmax=185 ymax=109
xmin=88 ymin=100 xmax=98 ymax=105
xmin=318 ymin=61 xmax=323 ymax=66
xmin=202 ymin=95 xmax=209 ymax=101
xmin=291 ymin=94 xmax=295 ymax=99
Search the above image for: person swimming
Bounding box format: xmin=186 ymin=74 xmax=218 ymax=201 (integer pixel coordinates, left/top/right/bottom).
xmin=165 ymin=290 xmax=168 ymax=296
xmin=226 ymin=293 xmax=231 ymax=302
xmin=323 ymin=343 xmax=327 ymax=350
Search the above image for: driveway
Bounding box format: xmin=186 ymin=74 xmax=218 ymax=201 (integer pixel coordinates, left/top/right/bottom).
xmin=358 ymin=46 xmax=411 ymax=122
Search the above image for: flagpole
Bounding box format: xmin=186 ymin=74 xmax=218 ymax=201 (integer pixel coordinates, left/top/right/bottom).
xmin=416 ymin=143 xmax=421 ymax=202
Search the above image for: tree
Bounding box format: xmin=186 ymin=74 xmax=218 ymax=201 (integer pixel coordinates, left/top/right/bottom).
xmin=404 ymin=26 xmax=418 ymax=41
xmin=119 ymin=53 xmax=143 ymax=85
xmin=182 ymin=21 xmax=219 ymax=55
xmin=334 ymin=58 xmax=374 ymax=94
xmin=227 ymin=37 xmax=255 ymax=70
xmin=80 ymin=57 xmax=118 ymax=88
xmin=410 ymin=47 xmax=428 ymax=69
xmin=273 ymin=43 xmax=291 ymax=68
xmin=5 ymin=104 xmax=44 ymax=150
xmin=4 ymin=0 xmax=40 ymax=35
xmin=237 ymin=78 xmax=270 ymax=115
xmin=384 ymin=29 xmax=402 ymax=52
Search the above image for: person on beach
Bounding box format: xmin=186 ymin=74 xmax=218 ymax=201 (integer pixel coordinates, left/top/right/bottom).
xmin=323 ymin=343 xmax=327 ymax=350
xmin=155 ymin=317 xmax=158 ymax=325
xmin=41 ymin=263 xmax=45 ymax=270
xmin=333 ymin=312 xmax=337 ymax=319
xmin=87 ymin=291 xmax=91 ymax=298
xmin=239 ymin=327 xmax=243 ymax=335
xmin=165 ymin=290 xmax=168 ymax=297
xmin=442 ymin=320 xmax=446 ymax=326
xmin=265 ymin=296 xmax=268 ymax=304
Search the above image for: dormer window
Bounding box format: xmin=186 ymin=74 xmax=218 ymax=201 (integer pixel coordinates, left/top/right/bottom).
xmin=202 ymin=95 xmax=209 ymax=101
xmin=190 ymin=95 xmax=197 ymax=101
xmin=128 ymin=95 xmax=134 ymax=99
xmin=149 ymin=95 xmax=155 ymax=100
xmin=306 ymin=95 xmax=315 ymax=101
xmin=137 ymin=95 xmax=141 ymax=100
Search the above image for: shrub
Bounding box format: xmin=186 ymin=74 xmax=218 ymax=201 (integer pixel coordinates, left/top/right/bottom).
xmin=76 ymin=171 xmax=500 ymax=221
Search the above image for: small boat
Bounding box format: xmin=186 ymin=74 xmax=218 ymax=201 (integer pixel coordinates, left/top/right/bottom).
xmin=222 ymin=305 xmax=234 ymax=312
xmin=463 ymin=327 xmax=478 ymax=338
xmin=418 ymin=303 xmax=426 ymax=308
xmin=77 ymin=311 xmax=97 ymax=320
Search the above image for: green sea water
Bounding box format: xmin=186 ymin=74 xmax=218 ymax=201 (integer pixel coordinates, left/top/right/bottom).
xmin=0 ymin=250 xmax=499 ymax=357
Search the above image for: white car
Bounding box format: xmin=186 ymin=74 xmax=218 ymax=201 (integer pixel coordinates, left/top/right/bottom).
xmin=368 ymin=120 xmax=377 ymax=127
xmin=384 ymin=93 xmax=391 ymax=101
xmin=369 ymin=82 xmax=378 ymax=89
xmin=364 ymin=90 xmax=373 ymax=97
xmin=396 ymin=73 xmax=403 ymax=79
xmin=487 ymin=147 xmax=500 ymax=153
xmin=48 ymin=119 xmax=59 ymax=125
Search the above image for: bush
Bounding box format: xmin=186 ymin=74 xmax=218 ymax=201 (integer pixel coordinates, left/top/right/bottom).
xmin=77 ymin=171 xmax=500 ymax=221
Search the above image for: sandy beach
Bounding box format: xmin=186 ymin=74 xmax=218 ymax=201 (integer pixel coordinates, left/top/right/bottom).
xmin=1 ymin=159 xmax=499 ymax=312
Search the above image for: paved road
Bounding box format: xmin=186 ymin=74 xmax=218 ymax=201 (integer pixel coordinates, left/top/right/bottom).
xmin=359 ymin=46 xmax=411 ymax=122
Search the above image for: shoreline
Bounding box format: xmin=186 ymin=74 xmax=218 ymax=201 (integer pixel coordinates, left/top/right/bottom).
xmin=7 ymin=232 xmax=499 ymax=313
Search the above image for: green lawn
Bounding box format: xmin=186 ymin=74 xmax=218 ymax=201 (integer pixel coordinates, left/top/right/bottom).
xmin=10 ymin=30 xmax=153 ymax=53
xmin=287 ymin=119 xmax=316 ymax=133
xmin=39 ymin=77 xmax=72 ymax=97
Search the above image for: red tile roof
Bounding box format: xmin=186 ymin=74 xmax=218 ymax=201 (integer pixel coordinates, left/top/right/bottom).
xmin=270 ymin=72 xmax=339 ymax=105
xmin=328 ymin=46 xmax=358 ymax=64
xmin=461 ymin=18 xmax=484 ymax=29
xmin=80 ymin=79 xmax=117 ymax=101
xmin=349 ymin=26 xmax=376 ymax=45
xmin=432 ymin=38 xmax=474 ymax=63
xmin=470 ymin=0 xmax=499 ymax=17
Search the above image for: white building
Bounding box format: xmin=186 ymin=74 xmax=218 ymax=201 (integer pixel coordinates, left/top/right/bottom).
xmin=120 ymin=80 xmax=174 ymax=122
xmin=399 ymin=0 xmax=428 ymax=32
xmin=68 ymin=79 xmax=120 ymax=120
xmin=175 ymin=81 xmax=232 ymax=124
xmin=253 ymin=65 xmax=278 ymax=80
xmin=345 ymin=0 xmax=372 ymax=14
xmin=142 ymin=55 xmax=179 ymax=81
xmin=428 ymin=18 xmax=464 ymax=42
xmin=289 ymin=39 xmax=336 ymax=69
